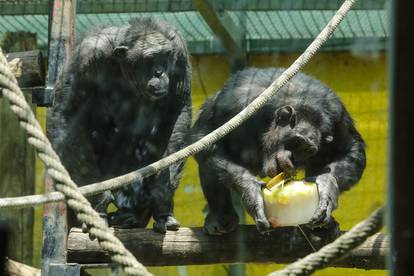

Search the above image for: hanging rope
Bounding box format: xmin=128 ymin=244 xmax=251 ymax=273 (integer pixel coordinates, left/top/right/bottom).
xmin=0 ymin=49 xmax=150 ymax=276
xmin=0 ymin=0 xmax=357 ymax=210
xmin=269 ymin=206 xmax=385 ymax=276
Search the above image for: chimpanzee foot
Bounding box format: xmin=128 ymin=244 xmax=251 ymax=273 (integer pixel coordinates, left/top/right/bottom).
xmin=301 ymin=217 xmax=341 ymax=245
xmin=203 ymin=212 xmax=239 ymax=235
xmin=108 ymin=210 xmax=145 ymax=229
xmin=310 ymin=217 xmax=341 ymax=243
xmin=153 ymin=215 xmax=180 ymax=234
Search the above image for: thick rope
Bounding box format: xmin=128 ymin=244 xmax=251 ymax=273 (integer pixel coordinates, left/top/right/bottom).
xmin=269 ymin=206 xmax=385 ymax=276
xmin=0 ymin=0 xmax=357 ymax=209
xmin=0 ymin=49 xmax=150 ymax=276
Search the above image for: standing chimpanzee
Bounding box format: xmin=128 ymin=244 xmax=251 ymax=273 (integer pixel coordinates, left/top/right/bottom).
xmin=48 ymin=17 xmax=192 ymax=233
xmin=191 ymin=67 xmax=365 ymax=235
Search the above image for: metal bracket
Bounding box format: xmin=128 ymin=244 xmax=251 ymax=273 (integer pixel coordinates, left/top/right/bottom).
xmin=49 ymin=263 xmax=81 ymax=276
xmin=32 ymin=86 xmax=53 ymax=107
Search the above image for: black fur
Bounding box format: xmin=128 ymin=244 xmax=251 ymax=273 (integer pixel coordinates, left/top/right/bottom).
xmin=48 ymin=17 xmax=192 ymax=233
xmin=191 ymin=67 xmax=365 ymax=235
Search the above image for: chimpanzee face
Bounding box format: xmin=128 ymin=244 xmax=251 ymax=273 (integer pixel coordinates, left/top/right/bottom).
xmin=262 ymin=105 xmax=323 ymax=177
xmin=134 ymin=52 xmax=171 ymax=99
xmin=113 ymin=32 xmax=174 ymax=100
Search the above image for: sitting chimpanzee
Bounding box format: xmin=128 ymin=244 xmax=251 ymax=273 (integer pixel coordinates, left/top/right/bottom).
xmin=191 ymin=67 xmax=365 ymax=235
xmin=48 ymin=17 xmax=192 ymax=233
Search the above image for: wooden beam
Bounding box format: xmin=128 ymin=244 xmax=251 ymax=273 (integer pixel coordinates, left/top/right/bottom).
xmin=192 ymin=0 xmax=246 ymax=68
xmin=5 ymin=259 xmax=40 ymax=276
xmin=41 ymin=0 xmax=76 ymax=275
xmin=5 ymin=50 xmax=45 ymax=88
xmin=0 ymin=33 xmax=37 ymax=269
xmin=67 ymin=226 xmax=387 ymax=270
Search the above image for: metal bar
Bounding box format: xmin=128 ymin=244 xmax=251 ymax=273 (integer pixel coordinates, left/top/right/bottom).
xmin=389 ymin=0 xmax=414 ymax=275
xmin=48 ymin=263 xmax=81 ymax=276
xmin=41 ymin=0 xmax=77 ymax=275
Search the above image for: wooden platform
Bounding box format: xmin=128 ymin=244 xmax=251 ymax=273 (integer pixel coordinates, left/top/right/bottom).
xmin=67 ymin=225 xmax=387 ymax=269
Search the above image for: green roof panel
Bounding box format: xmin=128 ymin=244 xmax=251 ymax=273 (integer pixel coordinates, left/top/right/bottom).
xmin=0 ymin=7 xmax=388 ymax=54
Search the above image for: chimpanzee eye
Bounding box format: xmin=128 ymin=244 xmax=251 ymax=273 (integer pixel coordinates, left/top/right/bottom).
xmin=276 ymin=108 xmax=291 ymax=126
xmin=278 ymin=110 xmax=290 ymax=122
xmin=275 ymin=105 xmax=296 ymax=128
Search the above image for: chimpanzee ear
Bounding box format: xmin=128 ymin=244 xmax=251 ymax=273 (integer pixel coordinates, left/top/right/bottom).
xmin=113 ymin=46 xmax=129 ymax=58
xmin=275 ymin=105 xmax=296 ymax=128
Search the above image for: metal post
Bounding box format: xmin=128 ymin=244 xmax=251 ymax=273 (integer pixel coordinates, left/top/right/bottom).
xmin=389 ymin=0 xmax=414 ymax=275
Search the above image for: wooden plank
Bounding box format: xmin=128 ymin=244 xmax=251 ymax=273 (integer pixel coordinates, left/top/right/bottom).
xmin=67 ymin=226 xmax=387 ymax=269
xmin=5 ymin=259 xmax=41 ymax=276
xmin=0 ymin=86 xmax=36 ymax=266
xmin=0 ymin=34 xmax=38 ymax=267
xmin=5 ymin=50 xmax=45 ymax=88
xmin=41 ymin=0 xmax=77 ymax=275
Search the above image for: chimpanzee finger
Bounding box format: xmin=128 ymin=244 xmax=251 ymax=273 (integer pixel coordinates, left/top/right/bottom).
xmin=308 ymin=198 xmax=331 ymax=228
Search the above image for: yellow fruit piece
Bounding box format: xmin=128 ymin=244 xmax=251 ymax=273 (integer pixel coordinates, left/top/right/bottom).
xmin=262 ymin=172 xmax=319 ymax=227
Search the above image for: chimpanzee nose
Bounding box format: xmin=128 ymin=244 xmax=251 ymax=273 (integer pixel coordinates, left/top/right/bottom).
xmin=154 ymin=69 xmax=163 ymax=77
xmin=148 ymin=79 xmax=161 ymax=91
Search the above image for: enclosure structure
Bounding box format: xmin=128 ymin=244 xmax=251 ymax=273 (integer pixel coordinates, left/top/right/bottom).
xmin=0 ymin=1 xmax=391 ymax=275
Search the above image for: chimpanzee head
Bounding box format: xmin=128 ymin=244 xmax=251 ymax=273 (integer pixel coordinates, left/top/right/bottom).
xmin=112 ymin=18 xmax=189 ymax=101
xmin=113 ymin=33 xmax=173 ymax=100
xmin=262 ymin=105 xmax=333 ymax=177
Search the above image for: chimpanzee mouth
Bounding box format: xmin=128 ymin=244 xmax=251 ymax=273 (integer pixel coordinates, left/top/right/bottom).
xmin=142 ymin=88 xmax=168 ymax=100
xmin=273 ymin=150 xmax=296 ymax=177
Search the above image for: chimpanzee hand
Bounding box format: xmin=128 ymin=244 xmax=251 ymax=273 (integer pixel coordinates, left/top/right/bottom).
xmin=308 ymin=173 xmax=339 ymax=228
xmin=242 ymin=180 xmax=271 ymax=234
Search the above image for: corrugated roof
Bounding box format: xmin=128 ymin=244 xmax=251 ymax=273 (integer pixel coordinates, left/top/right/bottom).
xmin=0 ymin=0 xmax=387 ymax=15
xmin=0 ymin=1 xmax=389 ymax=54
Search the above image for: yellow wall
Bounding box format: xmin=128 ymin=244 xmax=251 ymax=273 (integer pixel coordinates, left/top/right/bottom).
xmin=168 ymin=52 xmax=388 ymax=276
xmin=34 ymin=51 xmax=388 ymax=276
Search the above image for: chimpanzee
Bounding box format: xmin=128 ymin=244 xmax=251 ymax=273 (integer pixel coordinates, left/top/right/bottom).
xmin=48 ymin=17 xmax=192 ymax=233
xmin=191 ymin=67 xmax=365 ymax=235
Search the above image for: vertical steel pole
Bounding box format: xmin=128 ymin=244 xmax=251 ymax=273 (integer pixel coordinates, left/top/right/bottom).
xmin=389 ymin=0 xmax=414 ymax=275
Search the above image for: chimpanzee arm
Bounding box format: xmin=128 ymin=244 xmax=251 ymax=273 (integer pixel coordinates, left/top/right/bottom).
xmin=328 ymin=131 xmax=366 ymax=191
xmin=196 ymin=147 xmax=271 ymax=234
xmin=150 ymin=90 xmax=192 ymax=233
xmin=310 ymin=122 xmax=366 ymax=227
xmin=165 ymin=95 xmax=192 ymax=189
